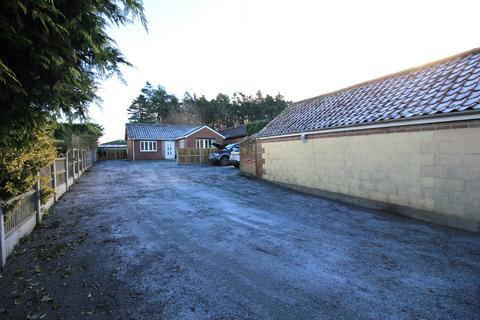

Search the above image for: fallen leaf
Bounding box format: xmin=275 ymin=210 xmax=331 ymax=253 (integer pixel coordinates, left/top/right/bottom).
xmin=28 ymin=312 xmax=47 ymax=319
xmin=14 ymin=268 xmax=25 ymax=276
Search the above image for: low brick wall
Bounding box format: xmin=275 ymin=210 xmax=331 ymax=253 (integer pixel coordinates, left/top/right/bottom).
xmin=243 ymin=119 xmax=480 ymax=232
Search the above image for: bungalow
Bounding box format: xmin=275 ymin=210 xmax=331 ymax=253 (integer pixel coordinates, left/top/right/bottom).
xmin=241 ymin=48 xmax=480 ymax=232
xmin=125 ymin=123 xmax=225 ymax=161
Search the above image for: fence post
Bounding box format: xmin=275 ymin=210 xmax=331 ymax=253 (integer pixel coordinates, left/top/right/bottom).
xmin=52 ymin=161 xmax=57 ymax=202
xmin=35 ymin=173 xmax=41 ymax=224
xmin=0 ymin=204 xmax=6 ymax=270
xmin=65 ymin=151 xmax=69 ymax=190
xmin=73 ymin=149 xmax=76 ymax=181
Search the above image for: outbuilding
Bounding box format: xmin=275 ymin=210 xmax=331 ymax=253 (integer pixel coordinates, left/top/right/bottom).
xmin=125 ymin=123 xmax=224 ymax=161
xmin=241 ymin=48 xmax=480 ymax=232
xmin=97 ymin=140 xmax=128 ymax=160
xmin=218 ymin=125 xmax=246 ymax=144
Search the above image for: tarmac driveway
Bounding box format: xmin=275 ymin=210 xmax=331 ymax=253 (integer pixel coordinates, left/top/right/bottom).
xmin=1 ymin=161 xmax=479 ymax=319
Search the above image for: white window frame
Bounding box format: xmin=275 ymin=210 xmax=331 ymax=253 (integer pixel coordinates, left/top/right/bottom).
xmin=140 ymin=140 xmax=157 ymax=152
xmin=179 ymin=139 xmax=186 ymax=149
xmin=195 ymin=138 xmax=216 ymax=149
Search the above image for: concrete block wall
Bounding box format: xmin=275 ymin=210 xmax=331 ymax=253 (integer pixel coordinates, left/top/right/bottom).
xmin=258 ymin=121 xmax=480 ymax=231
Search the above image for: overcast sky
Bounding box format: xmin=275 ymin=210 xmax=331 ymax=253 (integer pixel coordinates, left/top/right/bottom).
xmin=91 ymin=0 xmax=480 ymax=143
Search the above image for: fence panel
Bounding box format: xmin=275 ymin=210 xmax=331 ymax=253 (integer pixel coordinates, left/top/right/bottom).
xmin=177 ymin=148 xmax=215 ymax=164
xmin=4 ymin=190 xmax=36 ymax=235
xmin=39 ymin=165 xmax=53 ymax=186
xmin=55 ymin=158 xmax=66 ymax=185
xmin=1 ymin=147 xmax=96 ymax=268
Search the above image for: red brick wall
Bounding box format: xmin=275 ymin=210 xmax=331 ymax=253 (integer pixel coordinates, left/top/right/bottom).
xmin=127 ymin=139 xmax=164 ymax=160
xmin=185 ymin=127 xmax=224 ymax=148
xmin=126 ymin=127 xmax=224 ymax=160
xmin=240 ymin=137 xmax=261 ymax=177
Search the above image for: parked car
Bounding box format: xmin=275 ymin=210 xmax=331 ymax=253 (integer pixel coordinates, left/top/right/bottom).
xmin=209 ymin=143 xmax=239 ymax=166
xmin=229 ymin=146 xmax=240 ymax=168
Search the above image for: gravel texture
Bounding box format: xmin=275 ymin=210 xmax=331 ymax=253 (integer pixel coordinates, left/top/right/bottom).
xmin=1 ymin=160 xmax=479 ymax=319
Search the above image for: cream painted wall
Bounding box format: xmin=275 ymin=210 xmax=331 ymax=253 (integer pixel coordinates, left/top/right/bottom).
xmin=261 ymin=127 xmax=480 ymax=226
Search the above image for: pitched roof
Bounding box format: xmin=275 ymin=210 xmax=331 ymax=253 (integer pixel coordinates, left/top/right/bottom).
xmin=219 ymin=125 xmax=246 ymax=139
xmin=99 ymin=140 xmax=126 ymax=146
xmin=125 ymin=123 xmax=204 ymax=140
xmin=258 ymin=48 xmax=480 ymax=137
xmin=98 ymin=140 xmax=127 ymax=148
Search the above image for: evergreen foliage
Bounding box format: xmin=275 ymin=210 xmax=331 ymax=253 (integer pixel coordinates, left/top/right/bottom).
xmin=0 ymin=0 xmax=144 ymax=202
xmin=246 ymin=120 xmax=270 ymax=136
xmin=127 ymin=83 xmax=289 ymax=129
xmin=0 ymin=125 xmax=56 ymax=200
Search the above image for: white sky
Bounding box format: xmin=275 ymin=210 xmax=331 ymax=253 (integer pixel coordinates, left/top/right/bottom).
xmin=91 ymin=0 xmax=480 ymax=143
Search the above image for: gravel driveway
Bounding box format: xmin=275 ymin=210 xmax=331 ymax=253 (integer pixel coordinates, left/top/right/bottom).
xmin=1 ymin=160 xmax=479 ymax=319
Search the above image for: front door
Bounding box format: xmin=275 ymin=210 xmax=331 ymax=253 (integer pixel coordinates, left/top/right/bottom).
xmin=164 ymin=141 xmax=175 ymax=159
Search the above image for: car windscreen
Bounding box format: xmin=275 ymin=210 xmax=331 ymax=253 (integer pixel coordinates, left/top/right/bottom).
xmin=225 ymin=144 xmax=236 ymax=150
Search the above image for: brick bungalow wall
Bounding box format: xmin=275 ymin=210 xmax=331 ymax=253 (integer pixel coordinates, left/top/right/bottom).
xmin=127 ymin=139 xmax=164 ymax=161
xmin=184 ymin=127 xmax=224 ymax=148
xmin=242 ymin=119 xmax=480 ymax=232
xmin=127 ymin=127 xmax=224 ymax=160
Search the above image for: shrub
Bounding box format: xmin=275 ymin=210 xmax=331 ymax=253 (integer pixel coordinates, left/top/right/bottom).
xmin=39 ymin=175 xmax=55 ymax=205
xmin=246 ymin=120 xmax=270 ymax=136
xmin=0 ymin=125 xmax=56 ymax=204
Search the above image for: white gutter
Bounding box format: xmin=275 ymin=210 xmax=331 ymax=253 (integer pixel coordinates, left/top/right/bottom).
xmin=177 ymin=125 xmax=227 ymax=139
xmin=258 ymin=113 xmax=480 ymax=140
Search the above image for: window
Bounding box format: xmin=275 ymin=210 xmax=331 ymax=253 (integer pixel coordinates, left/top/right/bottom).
xmin=140 ymin=141 xmax=157 ymax=152
xmin=196 ymin=138 xmax=215 ymax=148
xmin=179 ymin=139 xmax=186 ymax=149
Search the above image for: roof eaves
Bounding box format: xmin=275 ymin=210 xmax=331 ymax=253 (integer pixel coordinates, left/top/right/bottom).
xmin=257 ymin=110 xmax=480 ymax=139
xmin=177 ymin=125 xmax=226 ymax=139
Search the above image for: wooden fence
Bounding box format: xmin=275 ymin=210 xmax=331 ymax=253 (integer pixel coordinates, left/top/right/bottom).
xmin=98 ymin=149 xmax=127 ymax=160
xmin=177 ymin=148 xmax=215 ymax=164
xmin=0 ymin=148 xmax=96 ymax=268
